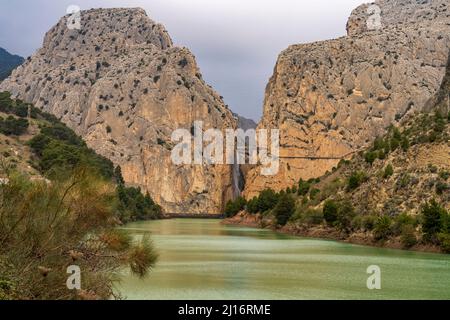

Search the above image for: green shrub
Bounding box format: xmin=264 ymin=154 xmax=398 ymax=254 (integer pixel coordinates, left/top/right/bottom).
xmin=39 ymin=140 xmax=83 ymax=171
xmin=14 ymin=104 xmax=28 ymax=118
xmin=441 ymin=211 xmax=450 ymax=234
xmin=0 ymin=93 xmax=29 ymax=118
xmin=421 ymin=199 xmax=446 ymax=244
xmin=246 ymin=197 xmax=259 ymax=214
xmin=390 ymin=138 xmax=400 ymax=152
xmin=439 ymin=171 xmax=450 ymax=181
xmin=335 ymin=200 xmax=356 ymax=232
xmin=396 ymin=173 xmax=411 ymax=189
xmin=364 ymin=151 xmax=377 ymax=165
xmin=400 ymin=137 xmax=410 ymax=151
xmin=400 ymin=225 xmax=417 ymax=248
xmin=309 ymin=188 xmax=320 ymax=200
xmin=0 ymin=116 xmax=29 ymax=136
xmin=0 ymin=168 xmax=157 ymax=299
xmin=362 ymin=215 xmax=377 ymax=231
xmin=438 ymin=233 xmax=450 ymax=253
xmin=351 ymin=215 xmax=364 ymax=231
xmin=323 ymin=200 xmax=338 ymax=226
xmin=392 ymin=127 xmax=402 ymax=140
xmin=114 ymin=165 xmax=125 ymax=185
xmin=29 ymin=137 xmax=114 ymax=180
xmin=377 ymin=150 xmax=386 ymax=160
xmin=373 ymin=215 xmax=393 ymax=241
xmin=347 ymin=171 xmax=367 ymax=191
xmin=117 ymin=185 xmax=162 ymax=222
xmin=40 ymin=123 xmax=85 ymax=146
xmin=0 ymin=279 xmax=15 ymax=300
xmin=392 ymin=213 xmax=416 ymax=236
xmin=257 ymin=189 xmax=279 ymax=213
xmin=273 ymin=193 xmax=295 ymax=226
xmin=383 ymin=164 xmax=394 ymax=178
xmin=298 ymin=179 xmax=311 ymax=196
xmin=428 ymin=164 xmax=438 ymax=173
xmin=436 ymin=181 xmax=448 ymax=195
xmin=373 ymin=137 xmax=387 ymax=151
xmin=224 ymin=196 xmax=247 ymax=217
xmin=297 ymin=208 xmax=323 ymax=225
xmin=28 ymin=125 xmax=114 ymax=180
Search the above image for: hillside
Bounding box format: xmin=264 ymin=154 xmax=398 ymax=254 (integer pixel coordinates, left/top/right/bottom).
xmin=225 ymin=53 xmax=450 ymax=253
xmin=0 ymin=92 xmax=161 ymax=299
xmin=244 ymin=0 xmax=450 ymax=198
xmin=0 ymin=91 xmax=162 ymax=222
xmin=0 ymin=48 xmax=23 ymax=81
xmin=226 ymin=107 xmax=449 ymax=252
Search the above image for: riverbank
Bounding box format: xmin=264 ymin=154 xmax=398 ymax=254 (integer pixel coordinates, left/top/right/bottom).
xmin=118 ymin=218 xmax=450 ymax=299
xmin=223 ymin=211 xmax=443 ymax=254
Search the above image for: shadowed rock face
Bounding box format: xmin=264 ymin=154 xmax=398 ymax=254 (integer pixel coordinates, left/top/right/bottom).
xmin=0 ymin=8 xmax=237 ymax=214
xmin=430 ymin=54 xmax=450 ymax=113
xmin=244 ymin=0 xmax=450 ymax=198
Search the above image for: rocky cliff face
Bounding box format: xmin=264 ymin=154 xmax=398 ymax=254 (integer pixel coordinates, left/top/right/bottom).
xmin=244 ymin=0 xmax=450 ymax=198
xmin=0 ymin=8 xmax=237 ymax=214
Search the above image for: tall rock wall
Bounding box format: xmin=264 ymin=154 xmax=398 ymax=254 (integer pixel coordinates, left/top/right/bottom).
xmin=244 ymin=0 xmax=450 ymax=198
xmin=0 ymin=8 xmax=237 ymax=214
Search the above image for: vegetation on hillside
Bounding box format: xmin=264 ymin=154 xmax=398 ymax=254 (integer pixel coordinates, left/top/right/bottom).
xmin=0 ymin=91 xmax=162 ymax=223
xmin=226 ymin=108 xmax=450 ymax=253
xmin=0 ymin=92 xmax=162 ymax=299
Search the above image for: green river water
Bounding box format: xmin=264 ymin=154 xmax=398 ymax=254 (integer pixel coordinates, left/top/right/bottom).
xmin=117 ymin=219 xmax=450 ymax=300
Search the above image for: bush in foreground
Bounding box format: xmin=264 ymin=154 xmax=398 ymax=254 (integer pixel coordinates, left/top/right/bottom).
xmin=0 ymin=167 xmax=158 ymax=300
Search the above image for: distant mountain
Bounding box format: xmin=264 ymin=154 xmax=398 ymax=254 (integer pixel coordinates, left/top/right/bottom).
xmin=235 ymin=114 xmax=257 ymax=131
xmin=0 ymin=48 xmax=24 ymax=81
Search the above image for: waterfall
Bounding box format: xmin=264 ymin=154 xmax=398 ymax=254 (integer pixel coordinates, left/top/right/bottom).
xmin=232 ymin=161 xmax=241 ymax=199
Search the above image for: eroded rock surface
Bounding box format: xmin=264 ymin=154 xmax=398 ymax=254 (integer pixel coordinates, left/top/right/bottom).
xmin=244 ymin=0 xmax=450 ymax=198
xmin=0 ymin=8 xmax=237 ymax=213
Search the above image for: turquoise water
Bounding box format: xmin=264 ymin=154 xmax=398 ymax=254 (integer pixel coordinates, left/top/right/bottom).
xmin=117 ymin=219 xmax=450 ymax=300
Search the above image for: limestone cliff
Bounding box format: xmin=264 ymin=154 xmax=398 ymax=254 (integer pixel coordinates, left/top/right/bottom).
xmin=244 ymin=0 xmax=450 ymax=198
xmin=0 ymin=8 xmax=237 ymax=214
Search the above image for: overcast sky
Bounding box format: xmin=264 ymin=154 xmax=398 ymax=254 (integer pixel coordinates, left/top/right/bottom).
xmin=0 ymin=0 xmax=368 ymax=121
